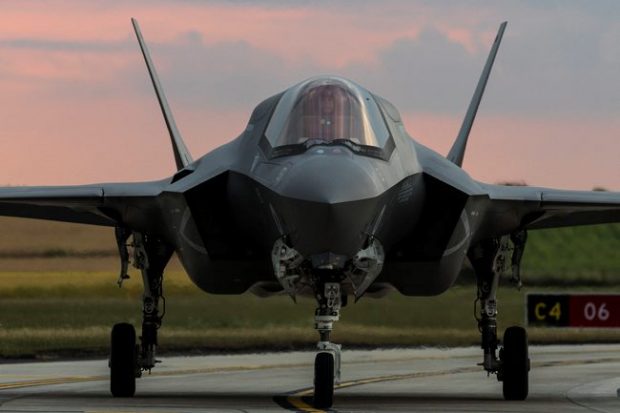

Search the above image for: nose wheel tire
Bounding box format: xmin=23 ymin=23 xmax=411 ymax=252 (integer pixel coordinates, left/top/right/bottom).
xmin=110 ymin=323 xmax=137 ymax=397
xmin=501 ymin=326 xmax=529 ymax=401
xmin=314 ymin=352 xmax=335 ymax=408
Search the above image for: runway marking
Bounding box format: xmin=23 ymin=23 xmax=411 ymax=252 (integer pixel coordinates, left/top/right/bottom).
xmin=286 ymin=396 xmax=325 ymax=412
xmin=0 ymin=375 xmax=107 ymax=390
xmin=0 ymin=362 xmax=310 ymax=391
xmin=0 ymin=356 xmax=467 ymax=392
xmin=1 ymin=346 xmax=616 ymax=391
xmin=284 ymin=356 xmax=620 ymax=412
xmin=284 ymin=366 xmax=480 ymax=412
xmin=0 ymin=353 xmax=470 ymax=392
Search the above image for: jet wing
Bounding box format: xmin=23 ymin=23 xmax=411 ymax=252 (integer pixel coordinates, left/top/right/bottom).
xmin=480 ymin=183 xmax=620 ymax=233
xmin=0 ymin=181 xmax=165 ymax=227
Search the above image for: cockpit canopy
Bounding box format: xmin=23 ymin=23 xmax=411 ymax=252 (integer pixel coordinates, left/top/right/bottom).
xmin=263 ymin=77 xmax=393 ymax=159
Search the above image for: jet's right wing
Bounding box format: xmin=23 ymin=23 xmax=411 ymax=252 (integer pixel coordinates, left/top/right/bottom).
xmin=478 ymin=183 xmax=620 ymax=237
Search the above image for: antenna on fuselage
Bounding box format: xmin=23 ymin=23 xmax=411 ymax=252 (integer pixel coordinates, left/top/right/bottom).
xmin=131 ymin=18 xmax=193 ymax=171
xmin=447 ymin=21 xmax=507 ymax=168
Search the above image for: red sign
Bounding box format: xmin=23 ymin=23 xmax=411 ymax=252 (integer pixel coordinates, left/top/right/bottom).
xmin=569 ymin=295 xmax=620 ymax=328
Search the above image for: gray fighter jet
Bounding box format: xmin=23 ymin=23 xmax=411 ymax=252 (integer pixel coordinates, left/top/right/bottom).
xmin=1 ymin=20 xmax=618 ymax=408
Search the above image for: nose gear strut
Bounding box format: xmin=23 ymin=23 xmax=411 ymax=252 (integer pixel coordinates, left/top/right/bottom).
xmin=270 ymin=237 xmax=385 ymax=409
xmin=313 ymin=282 xmax=342 ymax=408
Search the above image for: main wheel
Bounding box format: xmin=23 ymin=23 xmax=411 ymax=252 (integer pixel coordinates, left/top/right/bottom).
xmin=501 ymin=326 xmax=529 ymax=400
xmin=314 ymin=352 xmax=335 ymax=408
xmin=110 ymin=323 xmax=137 ymax=397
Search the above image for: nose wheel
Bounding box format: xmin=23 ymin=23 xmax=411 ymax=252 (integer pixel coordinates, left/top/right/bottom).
xmin=314 ymin=351 xmax=335 ymax=408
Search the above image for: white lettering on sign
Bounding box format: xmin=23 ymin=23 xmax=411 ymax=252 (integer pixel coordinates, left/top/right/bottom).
xmin=584 ymin=302 xmax=610 ymax=321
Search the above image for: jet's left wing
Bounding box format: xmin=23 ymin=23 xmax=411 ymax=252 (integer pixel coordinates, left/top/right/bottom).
xmin=477 ymin=183 xmax=620 ymax=237
xmin=0 ymin=181 xmax=165 ymax=228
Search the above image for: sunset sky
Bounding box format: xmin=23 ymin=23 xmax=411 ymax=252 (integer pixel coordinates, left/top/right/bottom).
xmin=0 ymin=1 xmax=618 ymax=190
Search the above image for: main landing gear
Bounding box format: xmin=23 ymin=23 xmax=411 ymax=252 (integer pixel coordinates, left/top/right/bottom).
xmin=109 ymin=230 xmax=172 ymax=397
xmin=313 ymin=282 xmax=342 ymax=409
xmin=470 ymin=237 xmax=530 ymax=401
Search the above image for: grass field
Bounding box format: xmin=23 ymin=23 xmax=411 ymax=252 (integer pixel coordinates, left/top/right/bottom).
xmin=1 ymin=271 xmax=619 ymax=358
xmin=0 ymin=217 xmax=617 ymax=358
xmin=522 ymin=224 xmax=620 ymax=283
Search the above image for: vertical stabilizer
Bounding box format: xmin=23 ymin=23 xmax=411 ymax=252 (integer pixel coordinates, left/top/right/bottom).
xmin=447 ymin=22 xmax=507 ymax=167
xmin=132 ymin=18 xmax=193 ymax=171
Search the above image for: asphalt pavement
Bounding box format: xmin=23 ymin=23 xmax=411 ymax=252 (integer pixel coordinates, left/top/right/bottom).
xmin=0 ymin=344 xmax=619 ymax=412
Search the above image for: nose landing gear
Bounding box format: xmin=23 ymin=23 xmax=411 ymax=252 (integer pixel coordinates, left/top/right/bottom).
xmin=313 ymin=282 xmax=342 ymax=409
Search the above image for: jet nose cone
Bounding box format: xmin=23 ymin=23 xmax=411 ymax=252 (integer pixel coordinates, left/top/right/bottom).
xmin=277 ymin=152 xmax=383 ymax=204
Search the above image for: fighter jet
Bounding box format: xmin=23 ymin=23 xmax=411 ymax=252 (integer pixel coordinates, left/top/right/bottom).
xmin=1 ymin=19 xmax=618 ymax=408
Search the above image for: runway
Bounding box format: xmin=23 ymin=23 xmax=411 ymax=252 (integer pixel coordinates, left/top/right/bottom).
xmin=0 ymin=344 xmax=619 ymax=412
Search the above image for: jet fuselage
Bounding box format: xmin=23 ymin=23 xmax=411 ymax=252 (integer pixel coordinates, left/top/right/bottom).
xmin=160 ymin=76 xmax=478 ymax=298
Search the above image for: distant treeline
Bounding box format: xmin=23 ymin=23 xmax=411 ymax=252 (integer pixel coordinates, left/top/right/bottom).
xmin=0 ymin=249 xmax=115 ymax=258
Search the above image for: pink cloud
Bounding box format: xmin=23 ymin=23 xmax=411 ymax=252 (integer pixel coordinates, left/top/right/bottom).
xmin=0 ymin=1 xmax=617 ymax=193
xmin=404 ymin=113 xmax=620 ymax=190
xmin=0 ymin=2 xmax=424 ymax=68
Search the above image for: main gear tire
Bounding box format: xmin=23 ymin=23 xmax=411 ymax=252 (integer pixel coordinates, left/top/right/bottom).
xmin=501 ymin=326 xmax=529 ymax=401
xmin=110 ymin=323 xmax=137 ymax=397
